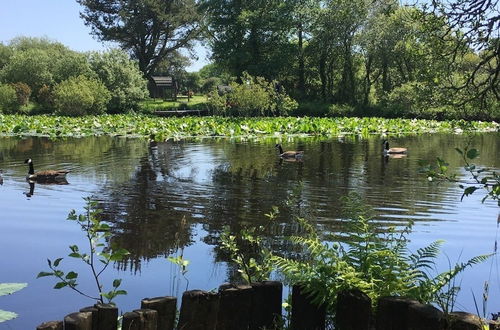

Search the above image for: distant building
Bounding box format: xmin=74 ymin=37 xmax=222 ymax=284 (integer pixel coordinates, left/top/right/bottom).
xmin=149 ymin=76 xmax=178 ymax=101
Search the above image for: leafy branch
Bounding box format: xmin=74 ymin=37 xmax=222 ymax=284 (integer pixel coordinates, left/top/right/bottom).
xmin=420 ymin=144 xmax=499 ymax=205
xmin=37 ymin=197 xmax=129 ymax=304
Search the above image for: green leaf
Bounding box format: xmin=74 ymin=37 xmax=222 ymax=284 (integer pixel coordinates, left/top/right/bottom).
xmin=36 ymin=272 xmax=54 ymax=279
xmin=53 ymin=258 xmax=63 ymax=267
xmin=0 ymin=309 xmax=18 ymax=323
xmin=112 ymin=279 xmax=122 ymax=288
xmin=65 ymin=272 xmax=78 ymax=280
xmin=54 ymin=282 xmax=68 ymax=289
xmin=0 ymin=283 xmax=27 ymax=296
xmin=466 ymin=148 xmax=479 ymax=159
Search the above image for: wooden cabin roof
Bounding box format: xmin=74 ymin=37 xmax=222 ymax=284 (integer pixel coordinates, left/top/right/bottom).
xmin=151 ymin=76 xmax=174 ymax=87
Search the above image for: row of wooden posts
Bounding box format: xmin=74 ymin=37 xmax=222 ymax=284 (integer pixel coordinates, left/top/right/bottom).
xmin=36 ymin=281 xmax=498 ymax=330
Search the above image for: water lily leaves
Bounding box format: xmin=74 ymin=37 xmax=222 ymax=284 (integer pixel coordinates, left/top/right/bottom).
xmin=0 ymin=283 xmax=27 ymax=323
xmin=0 ymin=283 xmax=27 ymax=296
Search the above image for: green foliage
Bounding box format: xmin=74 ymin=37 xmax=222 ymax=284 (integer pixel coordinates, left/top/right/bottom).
xmin=88 ymin=49 xmax=148 ymax=113
xmin=0 ymin=42 xmax=92 ymax=95
xmin=0 ymin=114 xmax=498 ymax=140
xmin=11 ymin=82 xmax=31 ymax=106
xmin=269 ymin=192 xmax=490 ymax=315
xmin=207 ymin=73 xmax=298 ymax=117
xmin=37 ymin=197 xmax=129 ymax=304
xmin=52 ymin=75 xmax=111 ymax=116
xmin=0 ymin=84 xmax=20 ymax=114
xmin=219 ymin=206 xmax=279 ymax=284
xmin=77 ymin=0 xmax=202 ymax=77
xmin=0 ymin=283 xmax=27 ymax=323
xmin=420 ymin=141 xmax=500 ymax=206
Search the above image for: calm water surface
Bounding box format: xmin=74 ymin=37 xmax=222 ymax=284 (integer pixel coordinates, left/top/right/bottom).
xmin=0 ymin=133 xmax=499 ymax=328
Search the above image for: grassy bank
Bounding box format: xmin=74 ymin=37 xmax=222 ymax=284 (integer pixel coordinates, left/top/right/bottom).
xmin=0 ymin=114 xmax=497 ymax=140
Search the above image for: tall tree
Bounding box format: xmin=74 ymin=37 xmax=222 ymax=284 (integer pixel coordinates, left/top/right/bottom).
xmin=426 ymin=0 xmax=500 ymax=101
xmin=77 ymin=0 xmax=202 ymax=78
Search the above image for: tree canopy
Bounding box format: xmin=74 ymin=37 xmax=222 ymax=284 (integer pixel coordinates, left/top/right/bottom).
xmin=77 ymin=0 xmax=203 ymax=78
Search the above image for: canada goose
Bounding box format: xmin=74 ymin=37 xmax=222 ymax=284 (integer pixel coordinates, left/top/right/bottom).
xmin=382 ymin=140 xmax=407 ymax=155
xmin=24 ymin=158 xmax=69 ymax=181
xmin=275 ymin=144 xmax=304 ymax=158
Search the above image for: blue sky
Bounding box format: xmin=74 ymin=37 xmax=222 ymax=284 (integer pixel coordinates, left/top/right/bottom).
xmin=0 ymin=0 xmax=209 ymax=71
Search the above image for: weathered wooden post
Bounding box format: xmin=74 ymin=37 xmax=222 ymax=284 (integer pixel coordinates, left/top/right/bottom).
xmin=141 ymin=296 xmax=177 ymax=330
xmin=36 ymin=321 xmax=63 ymax=330
xmin=79 ymin=306 xmax=98 ymax=330
xmin=376 ymin=296 xmax=421 ymax=330
xmin=448 ymin=312 xmax=483 ymax=330
xmin=177 ymin=290 xmax=219 ymax=330
xmin=64 ymin=311 xmax=93 ymax=330
xmin=134 ymin=308 xmax=158 ymax=330
xmin=217 ymin=283 xmax=253 ymax=330
xmin=291 ymin=284 xmax=326 ymax=330
xmin=94 ymin=303 xmax=118 ymax=330
xmin=407 ymin=303 xmax=445 ymax=330
xmin=122 ymin=311 xmax=142 ymax=330
xmin=336 ymin=289 xmax=372 ymax=330
xmin=250 ymin=281 xmax=283 ymax=330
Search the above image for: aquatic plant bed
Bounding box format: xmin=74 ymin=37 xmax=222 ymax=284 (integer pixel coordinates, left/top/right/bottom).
xmin=0 ymin=114 xmax=497 ymax=139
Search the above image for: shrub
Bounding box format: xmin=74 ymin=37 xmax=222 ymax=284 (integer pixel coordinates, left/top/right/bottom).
xmin=11 ymin=82 xmax=31 ymax=106
xmin=201 ymin=77 xmax=222 ymax=94
xmin=0 ymin=84 xmax=20 ymax=113
xmin=52 ymin=76 xmax=111 ymax=116
xmin=207 ymin=72 xmax=298 ymax=117
xmin=88 ymin=49 xmax=148 ymax=113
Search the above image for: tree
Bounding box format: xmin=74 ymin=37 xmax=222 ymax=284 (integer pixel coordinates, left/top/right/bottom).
xmin=77 ymin=0 xmax=203 ymax=78
xmin=426 ymin=0 xmax=500 ymax=102
xmin=88 ymin=49 xmax=149 ymax=113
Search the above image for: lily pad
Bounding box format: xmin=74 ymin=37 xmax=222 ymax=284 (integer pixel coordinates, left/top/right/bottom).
xmin=0 ymin=283 xmax=27 ymax=296
xmin=0 ymin=310 xmax=18 ymax=322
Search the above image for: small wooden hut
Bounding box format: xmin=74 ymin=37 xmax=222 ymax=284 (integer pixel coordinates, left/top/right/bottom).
xmin=149 ymin=76 xmax=178 ymax=101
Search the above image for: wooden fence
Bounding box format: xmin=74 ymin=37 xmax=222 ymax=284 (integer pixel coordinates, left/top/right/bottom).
xmin=36 ymin=281 xmax=499 ymax=330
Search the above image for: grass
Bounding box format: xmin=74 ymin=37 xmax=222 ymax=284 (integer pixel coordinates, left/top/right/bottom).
xmin=139 ymin=95 xmax=208 ymax=113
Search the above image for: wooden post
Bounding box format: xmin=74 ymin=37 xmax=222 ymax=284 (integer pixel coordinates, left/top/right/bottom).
xmin=217 ymin=284 xmax=253 ymax=330
xmin=250 ymin=281 xmax=283 ymax=330
xmin=134 ymin=308 xmax=158 ymax=330
xmin=336 ymin=289 xmax=372 ymax=330
xmin=376 ymin=296 xmax=420 ymax=330
xmin=448 ymin=312 xmax=483 ymax=330
xmin=64 ymin=311 xmax=93 ymax=330
xmin=178 ymin=290 xmax=219 ymax=330
xmin=291 ymin=284 xmax=326 ymax=330
xmin=407 ymin=303 xmax=445 ymax=330
xmin=122 ymin=311 xmax=141 ymax=330
xmin=79 ymin=306 xmax=98 ymax=330
xmin=94 ymin=303 xmax=118 ymax=330
xmin=141 ymin=296 xmax=177 ymax=330
xmin=36 ymin=321 xmax=63 ymax=330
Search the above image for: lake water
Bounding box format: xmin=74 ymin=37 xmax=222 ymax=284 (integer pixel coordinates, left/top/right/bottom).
xmin=0 ymin=133 xmax=499 ymax=328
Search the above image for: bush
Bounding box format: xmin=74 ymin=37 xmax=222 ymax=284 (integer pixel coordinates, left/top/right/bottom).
xmin=11 ymin=82 xmax=31 ymax=106
xmin=0 ymin=84 xmax=21 ymax=113
xmin=207 ymin=72 xmax=298 ymax=117
xmin=201 ymin=77 xmax=221 ymax=94
xmin=88 ymin=49 xmax=148 ymax=113
xmin=52 ymin=76 xmax=111 ymax=116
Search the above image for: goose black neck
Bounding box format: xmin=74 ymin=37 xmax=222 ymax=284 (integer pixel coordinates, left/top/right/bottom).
xmin=278 ymin=145 xmax=284 ymax=154
xmin=28 ymin=162 xmax=34 ymax=175
xmin=384 ymin=141 xmax=389 ymax=150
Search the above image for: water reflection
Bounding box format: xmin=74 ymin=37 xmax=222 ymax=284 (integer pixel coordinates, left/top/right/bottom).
xmin=0 ymin=133 xmax=499 ymax=328
xmin=23 ymin=179 xmax=69 ymax=198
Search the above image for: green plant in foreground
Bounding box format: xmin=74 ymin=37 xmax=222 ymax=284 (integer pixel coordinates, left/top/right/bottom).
xmin=167 ymin=254 xmax=190 ymax=291
xmin=37 ymin=197 xmax=129 ymax=304
xmin=0 ymin=283 xmax=27 ymax=322
xmin=219 ymin=206 xmax=279 ymax=284
xmin=269 ymin=193 xmax=490 ymax=316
